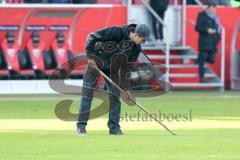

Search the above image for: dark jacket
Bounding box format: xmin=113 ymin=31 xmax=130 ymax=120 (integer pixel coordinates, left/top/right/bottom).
xmin=86 ymin=24 xmax=142 ymax=90
xmin=195 ymin=11 xmax=221 ymax=53
xmin=150 ymin=0 xmax=169 ymax=12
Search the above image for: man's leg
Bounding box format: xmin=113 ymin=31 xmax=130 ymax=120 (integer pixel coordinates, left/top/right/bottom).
xmin=198 ymin=52 xmax=206 ymax=82
xmin=206 ymin=52 xmax=216 ymax=64
xmin=77 ymin=67 xmax=98 ymax=131
xmin=151 ymin=14 xmax=158 ymax=40
xmin=159 ymin=11 xmax=165 ymax=41
xmin=104 ymin=79 xmax=122 ymax=134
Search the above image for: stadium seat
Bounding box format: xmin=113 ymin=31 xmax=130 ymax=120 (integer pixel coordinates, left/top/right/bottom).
xmin=49 ymin=32 xmax=75 ymax=78
xmin=26 ymin=32 xmax=56 ymax=78
xmin=1 ymin=32 xmax=34 ymax=79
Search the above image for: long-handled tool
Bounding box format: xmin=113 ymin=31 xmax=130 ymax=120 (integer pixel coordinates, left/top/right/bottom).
xmin=94 ymin=66 xmax=176 ymax=136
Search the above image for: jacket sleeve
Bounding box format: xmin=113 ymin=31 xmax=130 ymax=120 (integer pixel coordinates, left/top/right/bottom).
xmin=86 ymin=26 xmax=122 ymax=58
xmin=120 ymin=54 xmax=131 ymax=91
xmin=121 ymin=47 xmax=141 ymax=90
xmin=195 ymin=13 xmax=209 ymax=34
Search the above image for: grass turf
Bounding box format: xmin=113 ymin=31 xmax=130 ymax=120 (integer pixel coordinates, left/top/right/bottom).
xmin=0 ymin=129 xmax=239 ymax=160
xmin=0 ymin=91 xmax=239 ymax=120
xmin=0 ymin=91 xmax=239 ymax=160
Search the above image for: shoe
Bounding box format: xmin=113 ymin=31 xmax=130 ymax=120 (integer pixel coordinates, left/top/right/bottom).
xmin=76 ymin=127 xmax=87 ymax=136
xmin=109 ymin=129 xmax=124 ymax=136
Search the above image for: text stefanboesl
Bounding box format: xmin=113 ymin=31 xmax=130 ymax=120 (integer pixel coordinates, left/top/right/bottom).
xmin=120 ymin=110 xmax=192 ymax=122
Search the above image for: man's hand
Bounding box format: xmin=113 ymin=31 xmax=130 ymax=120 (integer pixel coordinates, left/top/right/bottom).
xmin=123 ymin=90 xmax=133 ymax=100
xmin=208 ymin=28 xmax=217 ymax=34
xmin=88 ymin=59 xmax=96 ymax=69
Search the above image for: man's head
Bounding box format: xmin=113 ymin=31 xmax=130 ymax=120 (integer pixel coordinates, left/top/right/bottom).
xmin=130 ymin=24 xmax=150 ymax=45
xmin=206 ymin=0 xmax=217 ymax=14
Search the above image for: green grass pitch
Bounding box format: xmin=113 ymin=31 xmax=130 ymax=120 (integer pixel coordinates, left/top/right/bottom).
xmin=0 ymin=91 xmax=239 ymax=160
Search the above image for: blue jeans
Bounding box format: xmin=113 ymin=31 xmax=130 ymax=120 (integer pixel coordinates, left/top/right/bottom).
xmin=77 ymin=67 xmax=121 ymax=133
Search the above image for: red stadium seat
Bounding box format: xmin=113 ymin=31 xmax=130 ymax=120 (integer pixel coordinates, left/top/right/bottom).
xmin=49 ymin=32 xmax=75 ymax=78
xmin=26 ymin=32 xmax=55 ymax=78
xmin=1 ymin=32 xmax=34 ymax=79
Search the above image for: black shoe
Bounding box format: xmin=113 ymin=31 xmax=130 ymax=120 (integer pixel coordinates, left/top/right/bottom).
xmin=109 ymin=129 xmax=124 ymax=136
xmin=77 ymin=127 xmax=87 ymax=136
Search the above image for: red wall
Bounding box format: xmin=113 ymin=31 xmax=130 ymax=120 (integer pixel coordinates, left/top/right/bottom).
xmin=186 ymin=7 xmax=240 ymax=88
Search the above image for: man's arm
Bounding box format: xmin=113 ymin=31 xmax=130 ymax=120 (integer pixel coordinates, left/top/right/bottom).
xmin=121 ymin=54 xmax=131 ymax=91
xmin=120 ymin=47 xmax=142 ymax=91
xmin=195 ymin=13 xmax=209 ymax=34
xmin=86 ymin=26 xmax=122 ymax=57
xmin=121 ymin=59 xmax=132 ymax=100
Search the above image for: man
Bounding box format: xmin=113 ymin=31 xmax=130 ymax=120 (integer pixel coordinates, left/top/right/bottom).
xmin=195 ymin=0 xmax=221 ymax=83
xmin=77 ymin=24 xmax=150 ymax=135
xmin=150 ymin=0 xmax=169 ymax=43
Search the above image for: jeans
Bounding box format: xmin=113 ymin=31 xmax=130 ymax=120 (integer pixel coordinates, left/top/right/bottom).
xmin=198 ymin=51 xmax=215 ymax=79
xmin=77 ymin=66 xmax=121 ymax=133
xmin=152 ymin=10 xmax=165 ymax=40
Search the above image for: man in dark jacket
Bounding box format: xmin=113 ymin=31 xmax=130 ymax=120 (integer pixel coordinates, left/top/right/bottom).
xmin=77 ymin=24 xmax=150 ymax=135
xmin=150 ymin=0 xmax=169 ymax=43
xmin=195 ymin=0 xmax=221 ymax=83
